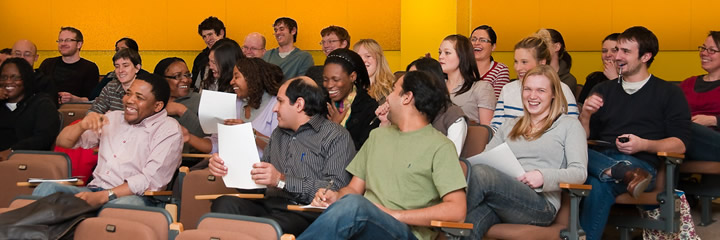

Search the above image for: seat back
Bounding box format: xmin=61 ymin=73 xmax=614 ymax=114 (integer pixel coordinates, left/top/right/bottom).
xmin=0 ymin=195 xmax=40 ymax=214
xmin=176 ymin=213 xmax=282 ymax=240
xmin=74 ymin=204 xmax=174 ymax=240
xmin=460 ymin=124 xmax=492 ymax=159
xmin=179 ymin=168 xmax=236 ymax=229
xmin=485 ymin=192 xmax=571 ymax=240
xmin=0 ymin=151 xmax=71 ymax=207
xmin=58 ymin=102 xmax=92 ymax=128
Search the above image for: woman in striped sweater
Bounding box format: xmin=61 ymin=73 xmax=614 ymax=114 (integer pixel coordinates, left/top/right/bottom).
xmin=471 ymin=25 xmax=510 ymax=98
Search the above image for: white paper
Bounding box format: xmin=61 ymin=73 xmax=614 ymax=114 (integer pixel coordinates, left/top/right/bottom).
xmin=218 ymin=123 xmax=266 ymax=189
xmin=28 ymin=178 xmax=78 ymax=183
xmin=300 ymin=204 xmax=327 ymax=210
xmin=199 ymin=90 xmax=237 ymax=134
xmin=467 ymin=142 xmax=525 ymax=178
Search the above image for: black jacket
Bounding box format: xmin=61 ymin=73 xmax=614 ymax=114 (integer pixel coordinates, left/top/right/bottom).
xmin=0 ymin=93 xmax=60 ymax=151
xmin=346 ymin=89 xmax=380 ymax=150
xmin=0 ymin=193 xmax=100 ymax=240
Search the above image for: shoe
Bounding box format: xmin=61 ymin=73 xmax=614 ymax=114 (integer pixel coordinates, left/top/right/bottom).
xmin=624 ymin=168 xmax=651 ymax=199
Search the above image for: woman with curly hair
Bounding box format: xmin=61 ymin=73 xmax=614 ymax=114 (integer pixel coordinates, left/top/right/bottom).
xmin=353 ymin=39 xmax=394 ymax=103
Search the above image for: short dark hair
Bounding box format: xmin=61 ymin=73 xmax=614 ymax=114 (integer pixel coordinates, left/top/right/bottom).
xmin=471 ymin=25 xmax=497 ymax=44
xmin=321 ymin=25 xmax=350 ymax=48
xmin=154 ymin=57 xmax=186 ymax=75
xmin=115 ymin=37 xmax=139 ymax=52
xmin=274 ymin=17 xmax=298 ymax=42
xmin=112 ymin=48 xmax=142 ymax=66
xmin=201 ymin=38 xmax=244 ymax=92
xmin=135 ymin=71 xmax=170 ymax=110
xmin=603 ymin=33 xmax=620 ymax=43
xmin=401 ymin=71 xmax=449 ymax=122
xmin=406 ymin=57 xmax=446 ymax=82
xmin=618 ymin=26 xmax=659 ymax=67
xmin=60 ymin=26 xmax=83 ymax=42
xmin=198 ymin=16 xmax=226 ymax=37
xmin=324 ymin=48 xmax=370 ymax=90
xmin=285 ymin=77 xmax=329 ymax=116
xmin=709 ymin=31 xmax=720 ymax=51
xmin=0 ymin=58 xmax=36 ymax=100
xmin=0 ymin=48 xmax=11 ymax=55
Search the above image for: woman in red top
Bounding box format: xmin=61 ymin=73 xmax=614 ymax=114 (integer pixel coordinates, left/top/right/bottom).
xmin=680 ymin=31 xmax=720 ymax=162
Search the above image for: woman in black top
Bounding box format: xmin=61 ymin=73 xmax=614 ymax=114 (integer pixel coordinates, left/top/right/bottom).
xmin=323 ymin=48 xmax=379 ymax=150
xmin=0 ymin=58 xmax=60 ymax=160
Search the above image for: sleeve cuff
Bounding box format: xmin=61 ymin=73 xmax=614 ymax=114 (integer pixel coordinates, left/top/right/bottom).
xmin=125 ymin=175 xmax=149 ymax=195
xmin=284 ymin=175 xmax=303 ymax=193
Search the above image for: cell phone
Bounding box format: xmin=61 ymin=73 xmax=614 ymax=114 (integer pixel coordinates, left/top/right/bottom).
xmin=618 ymin=136 xmax=629 ymax=143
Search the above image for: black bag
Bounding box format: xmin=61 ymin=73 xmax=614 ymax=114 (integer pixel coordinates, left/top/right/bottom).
xmin=0 ymin=192 xmax=101 ymax=240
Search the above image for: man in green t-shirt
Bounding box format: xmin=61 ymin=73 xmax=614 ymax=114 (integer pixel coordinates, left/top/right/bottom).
xmin=297 ymin=71 xmax=468 ymax=240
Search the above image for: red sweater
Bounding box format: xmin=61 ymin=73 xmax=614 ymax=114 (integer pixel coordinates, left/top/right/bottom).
xmin=680 ymin=76 xmax=720 ymax=117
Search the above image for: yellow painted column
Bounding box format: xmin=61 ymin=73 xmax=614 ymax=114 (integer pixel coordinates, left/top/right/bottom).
xmin=400 ymin=0 xmax=458 ymax=68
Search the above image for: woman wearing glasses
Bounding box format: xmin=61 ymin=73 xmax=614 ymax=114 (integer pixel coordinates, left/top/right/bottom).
xmin=471 ymin=25 xmax=510 ymax=98
xmin=88 ymin=48 xmax=143 ymax=114
xmin=185 ymin=57 xmax=282 ymax=156
xmin=439 ymin=34 xmax=496 ymax=125
xmin=0 ymin=58 xmax=60 ymax=160
xmin=679 ymin=31 xmax=720 ymax=162
xmin=154 ymin=57 xmax=205 ymax=139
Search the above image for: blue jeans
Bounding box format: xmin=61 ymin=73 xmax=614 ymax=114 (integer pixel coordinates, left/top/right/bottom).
xmin=465 ymin=164 xmax=556 ymax=239
xmin=32 ymin=182 xmax=158 ymax=207
xmin=580 ymin=149 xmax=657 ymax=240
xmin=686 ymin=122 xmax=720 ymax=162
xmin=297 ymin=194 xmax=417 ymax=240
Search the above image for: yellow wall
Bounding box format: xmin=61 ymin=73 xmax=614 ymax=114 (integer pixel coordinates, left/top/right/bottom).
xmin=0 ymin=0 xmax=715 ymax=82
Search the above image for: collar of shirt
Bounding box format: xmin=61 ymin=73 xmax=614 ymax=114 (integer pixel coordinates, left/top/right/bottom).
xmin=279 ymin=114 xmax=325 ymax=136
xmin=131 ymin=109 xmax=169 ymax=131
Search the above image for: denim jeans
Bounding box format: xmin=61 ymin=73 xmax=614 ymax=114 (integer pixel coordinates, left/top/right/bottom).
xmin=686 ymin=122 xmax=720 ymax=162
xmin=580 ymin=149 xmax=657 ymax=240
xmin=465 ymin=164 xmax=556 ymax=239
xmin=297 ymin=194 xmax=417 ymax=240
xmin=32 ymin=182 xmax=158 ymax=207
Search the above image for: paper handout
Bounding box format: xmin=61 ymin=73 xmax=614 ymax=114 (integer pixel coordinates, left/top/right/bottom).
xmin=467 ymin=142 xmax=525 ymax=178
xmin=218 ymin=123 xmax=266 ymax=189
xmin=199 ymin=90 xmax=237 ymax=134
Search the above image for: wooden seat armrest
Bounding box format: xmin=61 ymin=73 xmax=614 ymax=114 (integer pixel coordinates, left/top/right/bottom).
xmin=181 ymin=153 xmax=212 ymax=159
xmin=144 ymin=190 xmax=172 ymax=196
xmin=194 ymin=193 xmax=264 ymax=200
xmin=281 ymin=234 xmax=296 ymax=240
xmin=17 ymin=179 xmax=84 ymax=187
xmin=430 ymin=220 xmax=473 ymax=229
xmin=179 ymin=166 xmax=189 ymax=174
xmin=657 ymin=152 xmax=684 ymax=165
xmin=169 ymin=222 xmax=184 ymax=232
xmin=559 ymin=183 xmax=592 ymax=190
xmin=287 ymin=204 xmax=326 ymax=213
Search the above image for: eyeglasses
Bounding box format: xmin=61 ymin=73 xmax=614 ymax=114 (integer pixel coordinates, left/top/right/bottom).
xmin=242 ymin=45 xmax=264 ymax=52
xmin=0 ymin=75 xmax=22 ymax=81
xmin=56 ymin=39 xmax=79 ymax=43
xmin=319 ymin=39 xmax=341 ymax=46
xmin=165 ymin=73 xmax=192 ymax=80
xmin=470 ymin=38 xmax=492 ymax=44
xmin=698 ymin=46 xmax=720 ymax=54
xmin=13 ymin=51 xmax=35 ymax=58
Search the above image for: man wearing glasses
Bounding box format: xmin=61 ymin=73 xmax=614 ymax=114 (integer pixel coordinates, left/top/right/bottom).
xmin=38 ymin=27 xmax=99 ymax=104
xmin=12 ymin=39 xmax=58 ymax=106
xmin=320 ymin=25 xmax=350 ymax=56
xmin=263 ymin=17 xmax=314 ymax=81
xmin=242 ymin=33 xmax=267 ymax=58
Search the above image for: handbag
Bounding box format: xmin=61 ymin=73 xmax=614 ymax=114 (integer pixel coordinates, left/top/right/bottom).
xmin=642 ymin=190 xmax=700 ymax=240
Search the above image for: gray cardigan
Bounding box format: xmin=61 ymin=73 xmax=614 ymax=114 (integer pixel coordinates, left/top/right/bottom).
xmin=486 ymin=115 xmax=588 ymax=212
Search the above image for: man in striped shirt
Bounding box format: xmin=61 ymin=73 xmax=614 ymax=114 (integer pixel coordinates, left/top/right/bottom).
xmin=208 ymin=76 xmax=356 ymax=235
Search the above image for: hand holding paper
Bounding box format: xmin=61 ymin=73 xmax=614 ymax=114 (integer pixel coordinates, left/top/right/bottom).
xmin=199 ymin=90 xmax=237 ymax=134
xmin=467 ymin=142 xmax=525 ymax=178
xmin=218 ymin=123 xmax=265 ymax=189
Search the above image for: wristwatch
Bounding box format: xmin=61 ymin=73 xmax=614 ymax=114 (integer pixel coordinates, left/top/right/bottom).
xmin=277 ymin=180 xmax=286 ymax=189
xmin=107 ymin=189 xmax=117 ymax=201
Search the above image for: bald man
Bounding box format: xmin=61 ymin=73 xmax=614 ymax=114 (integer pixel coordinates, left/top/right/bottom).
xmin=11 ymin=40 xmax=39 ymax=67
xmin=242 ymin=32 xmax=267 ymax=58
xmin=11 ymin=39 xmax=57 ymax=106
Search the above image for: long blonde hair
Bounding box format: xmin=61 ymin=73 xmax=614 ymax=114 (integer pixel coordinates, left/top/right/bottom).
xmin=508 ymin=65 xmax=568 ymax=141
xmin=353 ymin=39 xmax=394 ymax=102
